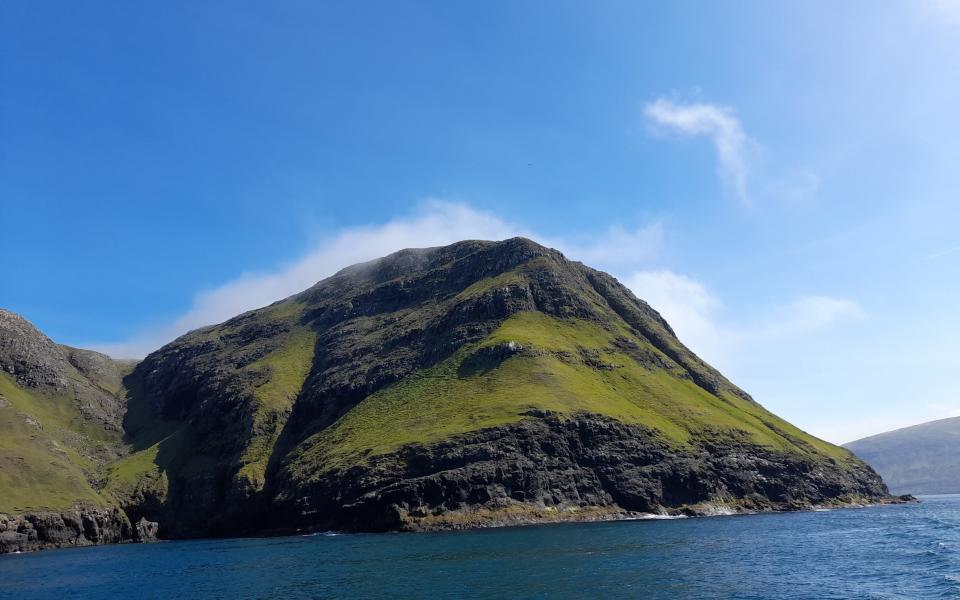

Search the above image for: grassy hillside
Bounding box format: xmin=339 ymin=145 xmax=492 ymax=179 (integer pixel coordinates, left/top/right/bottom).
xmin=0 ymin=309 xmax=141 ymax=515
xmin=0 ymin=373 xmax=113 ymax=513
xmin=286 ymin=311 xmax=851 ymax=482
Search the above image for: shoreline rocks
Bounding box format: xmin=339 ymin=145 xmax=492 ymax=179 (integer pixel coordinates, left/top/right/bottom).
xmin=0 ymin=507 xmax=157 ymax=554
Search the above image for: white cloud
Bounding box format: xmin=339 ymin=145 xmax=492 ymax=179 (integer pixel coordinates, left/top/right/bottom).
xmin=644 ymin=98 xmax=752 ymax=205
xmin=621 ymin=269 xmax=864 ymax=372
xmin=753 ymin=296 xmax=865 ymax=340
xmin=623 ymin=270 xmax=728 ymax=366
xmin=550 ymin=223 xmax=664 ymax=269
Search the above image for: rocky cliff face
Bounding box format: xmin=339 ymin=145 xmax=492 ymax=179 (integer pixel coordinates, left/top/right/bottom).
xmin=0 ymin=508 xmax=156 ymax=554
xmin=274 ymin=412 xmax=890 ymax=532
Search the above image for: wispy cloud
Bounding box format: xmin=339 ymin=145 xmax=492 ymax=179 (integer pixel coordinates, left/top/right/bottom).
xmin=754 ymin=296 xmax=865 ymax=340
xmin=644 ymin=98 xmax=752 ymax=205
xmin=549 ymin=223 xmax=664 ymax=269
xmin=623 ymin=269 xmax=864 ymax=371
xmin=623 ymin=270 xmax=727 ymax=363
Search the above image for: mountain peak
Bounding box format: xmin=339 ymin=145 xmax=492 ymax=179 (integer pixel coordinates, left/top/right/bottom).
xmin=322 ymin=236 xmax=564 ymax=291
xmin=0 ymin=307 xmax=72 ymax=389
xmin=0 ymin=308 xmax=129 ymax=429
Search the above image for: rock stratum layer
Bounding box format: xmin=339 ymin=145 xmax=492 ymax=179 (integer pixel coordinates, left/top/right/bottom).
xmin=0 ymin=238 xmax=901 ymax=551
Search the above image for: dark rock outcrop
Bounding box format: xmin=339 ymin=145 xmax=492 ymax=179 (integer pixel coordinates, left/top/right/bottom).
xmin=0 ymin=309 xmax=127 ymax=430
xmin=0 ymin=310 xmax=76 ymax=390
xmin=0 ymin=508 xmax=156 ymax=554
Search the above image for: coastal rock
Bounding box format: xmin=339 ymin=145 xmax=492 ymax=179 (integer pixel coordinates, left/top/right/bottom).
xmin=0 ymin=508 xmax=139 ymax=554
xmin=134 ymin=517 xmax=160 ymax=542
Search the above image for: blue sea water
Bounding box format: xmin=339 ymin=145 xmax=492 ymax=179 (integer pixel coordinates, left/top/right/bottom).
xmin=2 ymin=496 xmax=958 ymax=599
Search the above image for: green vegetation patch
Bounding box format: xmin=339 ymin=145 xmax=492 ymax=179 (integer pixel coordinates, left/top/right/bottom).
xmin=235 ymin=325 xmax=317 ymax=489
xmin=0 ymin=373 xmax=108 ymax=512
xmin=287 ymin=312 xmax=854 ymax=482
xmin=247 ymin=326 xmax=317 ymax=410
xmin=103 ymin=425 xmax=191 ymax=503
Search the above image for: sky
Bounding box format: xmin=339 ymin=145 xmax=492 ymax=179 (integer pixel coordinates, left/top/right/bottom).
xmin=2 ymin=1 xmax=959 ymax=444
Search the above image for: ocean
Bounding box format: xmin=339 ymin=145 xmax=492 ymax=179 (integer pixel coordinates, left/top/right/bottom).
xmin=2 ymin=496 xmax=957 ymax=599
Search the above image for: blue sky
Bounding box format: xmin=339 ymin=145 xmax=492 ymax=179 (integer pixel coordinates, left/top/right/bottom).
xmin=2 ymin=1 xmax=959 ymax=443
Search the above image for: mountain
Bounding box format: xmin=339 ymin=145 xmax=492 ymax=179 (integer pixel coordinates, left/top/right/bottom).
xmin=0 ymin=238 xmax=902 ymax=551
xmin=845 ymin=417 xmax=960 ymax=495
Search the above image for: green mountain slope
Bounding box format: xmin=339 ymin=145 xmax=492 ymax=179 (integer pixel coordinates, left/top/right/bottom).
xmin=106 ymin=238 xmax=891 ymax=534
xmin=0 ymin=372 xmax=107 ymax=512
xmin=0 ymin=310 xmax=162 ymax=554
xmin=846 ymin=417 xmax=960 ymax=494
xmin=288 ymin=310 xmax=845 ymax=477
xmin=0 ymin=310 xmax=133 ymax=514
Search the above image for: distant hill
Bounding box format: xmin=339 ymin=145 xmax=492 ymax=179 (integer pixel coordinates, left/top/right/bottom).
xmin=846 ymin=417 xmax=960 ymax=495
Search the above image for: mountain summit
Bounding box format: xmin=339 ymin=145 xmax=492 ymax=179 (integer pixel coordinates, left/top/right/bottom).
xmin=1 ymin=238 xmax=898 ymax=547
